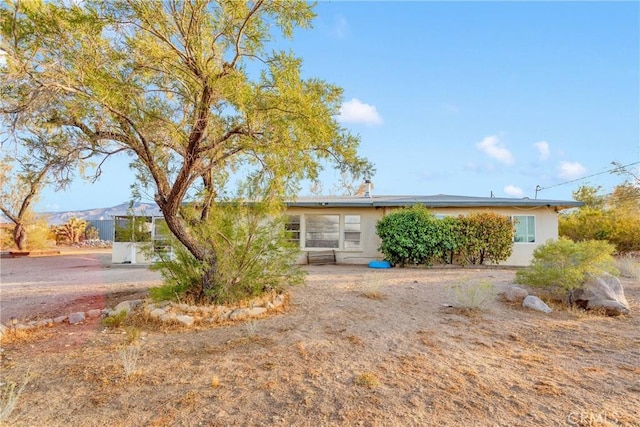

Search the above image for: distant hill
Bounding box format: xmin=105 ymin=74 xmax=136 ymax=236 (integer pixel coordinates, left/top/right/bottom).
xmin=43 ymin=202 xmax=162 ymax=224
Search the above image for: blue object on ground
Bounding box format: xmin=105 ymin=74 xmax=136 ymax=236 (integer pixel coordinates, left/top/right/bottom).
xmin=368 ymin=260 xmax=391 ymax=269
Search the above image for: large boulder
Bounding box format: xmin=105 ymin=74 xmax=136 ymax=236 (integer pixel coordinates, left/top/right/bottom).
xmin=570 ymin=272 xmax=630 ymax=316
xmin=523 ymin=295 xmax=553 ymax=314
xmin=504 ymin=286 xmax=529 ymax=302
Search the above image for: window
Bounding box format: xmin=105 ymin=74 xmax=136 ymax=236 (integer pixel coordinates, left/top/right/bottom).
xmin=152 ymin=218 xmax=172 ymax=255
xmin=305 ymin=215 xmax=339 ymax=248
xmin=114 ymin=216 xmax=152 ymax=242
xmin=512 ymin=215 xmax=535 ymax=243
xmin=285 ymin=215 xmax=301 ymax=244
xmin=344 ymin=215 xmax=361 ymax=249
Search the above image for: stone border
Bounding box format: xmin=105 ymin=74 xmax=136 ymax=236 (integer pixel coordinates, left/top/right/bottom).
xmin=0 ymin=293 xmax=286 ymax=339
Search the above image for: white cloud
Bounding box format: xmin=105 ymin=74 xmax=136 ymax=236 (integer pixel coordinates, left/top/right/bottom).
xmin=557 ymin=161 xmax=587 ymax=180
xmin=534 ymin=141 xmax=550 ymax=161
xmin=331 ymin=15 xmax=349 ymax=38
xmin=338 ymin=98 xmax=383 ymax=126
xmin=475 ymin=135 xmax=515 ymax=166
xmin=503 ymin=185 xmax=524 ymax=198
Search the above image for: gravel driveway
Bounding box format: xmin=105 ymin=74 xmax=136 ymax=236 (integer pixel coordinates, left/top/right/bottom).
xmin=0 ymin=251 xmax=162 ymax=323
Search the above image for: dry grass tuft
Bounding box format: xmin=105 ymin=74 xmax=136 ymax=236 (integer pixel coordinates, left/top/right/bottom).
xmin=295 ymin=341 xmax=308 ymax=360
xmin=359 ymin=273 xmax=386 ymax=300
xmin=446 ymin=279 xmax=497 ymax=310
xmin=354 ymin=372 xmax=380 ymax=388
xmin=0 ymin=369 xmax=30 ymax=423
xmin=118 ymin=345 xmax=141 ymax=378
xmin=615 ymin=254 xmax=640 ymax=280
xmin=345 ymin=334 xmax=364 ymax=346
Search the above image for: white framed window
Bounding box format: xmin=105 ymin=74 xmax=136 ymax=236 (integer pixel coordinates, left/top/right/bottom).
xmin=305 ymin=215 xmax=340 ymax=248
xmin=511 ymin=215 xmax=535 ymax=243
xmin=344 ymin=215 xmax=361 ymax=249
xmin=285 ymin=215 xmax=301 ymax=244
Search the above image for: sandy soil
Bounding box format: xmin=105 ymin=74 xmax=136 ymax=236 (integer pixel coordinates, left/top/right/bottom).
xmin=1 ymin=258 xmax=639 ymax=426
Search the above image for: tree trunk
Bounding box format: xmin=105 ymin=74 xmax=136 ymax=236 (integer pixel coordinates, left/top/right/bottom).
xmin=13 ymin=223 xmax=26 ymax=251
xmin=156 ymin=197 xmax=219 ymax=301
xmin=200 ymin=253 xmax=219 ymax=300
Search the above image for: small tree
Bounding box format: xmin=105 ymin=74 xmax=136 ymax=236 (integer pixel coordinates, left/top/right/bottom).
xmin=152 ymin=196 xmax=303 ymax=303
xmin=54 ymin=217 xmax=89 ymax=244
xmin=456 ymin=212 xmax=513 ymax=265
xmin=515 ymin=237 xmax=618 ymax=297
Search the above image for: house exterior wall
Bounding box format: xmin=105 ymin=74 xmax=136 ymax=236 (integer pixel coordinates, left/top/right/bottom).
xmin=110 ymin=204 xmax=560 ymax=267
xmin=287 ymin=205 xmax=559 ymax=266
xmin=112 ymin=242 xmax=153 ymax=264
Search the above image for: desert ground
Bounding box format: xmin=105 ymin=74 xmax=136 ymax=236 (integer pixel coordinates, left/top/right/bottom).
xmin=1 ymin=252 xmax=639 ymax=426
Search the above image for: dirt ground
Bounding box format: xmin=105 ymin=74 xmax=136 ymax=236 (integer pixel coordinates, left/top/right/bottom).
xmin=1 ymin=254 xmax=639 ymax=427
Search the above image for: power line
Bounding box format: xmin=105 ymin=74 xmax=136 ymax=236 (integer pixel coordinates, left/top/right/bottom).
xmin=537 ymin=161 xmax=640 ymax=192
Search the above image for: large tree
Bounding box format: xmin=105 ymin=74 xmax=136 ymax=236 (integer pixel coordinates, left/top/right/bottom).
xmin=1 ymin=0 xmax=371 ymax=297
xmin=0 ymin=131 xmax=88 ymax=250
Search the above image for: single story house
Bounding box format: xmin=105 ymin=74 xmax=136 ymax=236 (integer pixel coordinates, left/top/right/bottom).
xmin=111 ymin=193 xmax=582 ymax=266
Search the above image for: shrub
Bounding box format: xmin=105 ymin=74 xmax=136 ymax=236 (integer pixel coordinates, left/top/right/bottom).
xmin=102 ymin=310 xmax=128 ymax=328
xmin=446 ymin=279 xmax=497 ymax=310
xmin=152 ymin=200 xmax=304 ymax=304
xmin=375 ymin=205 xmax=441 ymax=267
xmin=515 ymin=238 xmax=618 ymax=294
xmin=456 ymin=212 xmax=513 ymax=265
xmin=436 ymin=216 xmax=460 ymax=264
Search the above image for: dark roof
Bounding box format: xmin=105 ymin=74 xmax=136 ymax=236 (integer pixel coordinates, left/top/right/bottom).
xmin=286 ymin=194 xmax=583 ymax=210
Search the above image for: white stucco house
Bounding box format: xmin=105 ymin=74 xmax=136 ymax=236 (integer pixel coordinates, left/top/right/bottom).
xmin=111 ymin=193 xmax=582 ymax=266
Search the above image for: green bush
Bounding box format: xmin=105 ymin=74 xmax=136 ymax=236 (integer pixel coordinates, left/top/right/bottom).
xmin=515 ymin=238 xmax=618 ymax=294
xmin=435 ymin=216 xmax=460 ymax=264
xmin=375 ymin=205 xmax=441 ymax=267
xmin=456 ymin=212 xmax=513 ymax=265
xmin=152 ymin=200 xmax=304 ymax=304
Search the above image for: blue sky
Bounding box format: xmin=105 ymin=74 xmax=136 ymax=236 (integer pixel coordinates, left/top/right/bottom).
xmin=38 ymin=1 xmax=639 ymax=211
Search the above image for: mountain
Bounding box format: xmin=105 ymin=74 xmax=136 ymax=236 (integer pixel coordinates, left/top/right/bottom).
xmin=43 ymin=202 xmax=162 ymax=224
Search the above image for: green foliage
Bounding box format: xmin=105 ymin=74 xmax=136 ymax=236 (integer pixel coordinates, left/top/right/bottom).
xmin=152 ymin=200 xmax=304 ymax=304
xmin=376 ymin=208 xmax=513 ymax=267
xmin=102 ymin=310 xmax=128 ymax=328
xmin=1 ymin=0 xmax=372 ymax=302
xmin=456 ymin=212 xmax=514 ymax=265
xmin=114 ymin=216 xmax=152 ymax=243
xmin=515 ymin=238 xmax=618 ymax=293
xmin=149 ymin=244 xmax=203 ymax=302
xmin=375 ymin=205 xmax=441 ymax=267
xmin=559 ymin=183 xmax=640 ymax=253
xmin=435 ymin=216 xmax=460 ymax=264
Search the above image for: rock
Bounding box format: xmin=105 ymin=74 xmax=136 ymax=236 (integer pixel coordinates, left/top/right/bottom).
xmin=247 ymin=307 xmax=267 ymax=317
xmin=35 ymin=319 xmax=52 ymax=328
xmin=176 ymin=315 xmax=194 ymax=326
xmin=68 ymin=312 xmax=86 ymax=324
xmin=272 ymin=294 xmax=285 ymax=308
xmin=570 ymin=272 xmax=630 ymax=316
xmin=87 ymin=309 xmax=102 ymax=318
xmin=504 ymin=286 xmax=529 ymax=302
xmin=112 ymin=299 xmax=143 ymax=315
xmin=229 ymin=308 xmax=250 ymax=321
xmin=15 ymin=324 xmax=34 ymax=331
xmin=0 ymin=324 xmax=7 ymax=338
xmin=159 ymin=312 xmax=176 ymax=323
xmin=522 ymin=296 xmax=552 ymax=314
xmin=149 ymin=308 xmax=166 ymax=319
xmin=53 ymin=315 xmax=68 ymax=324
